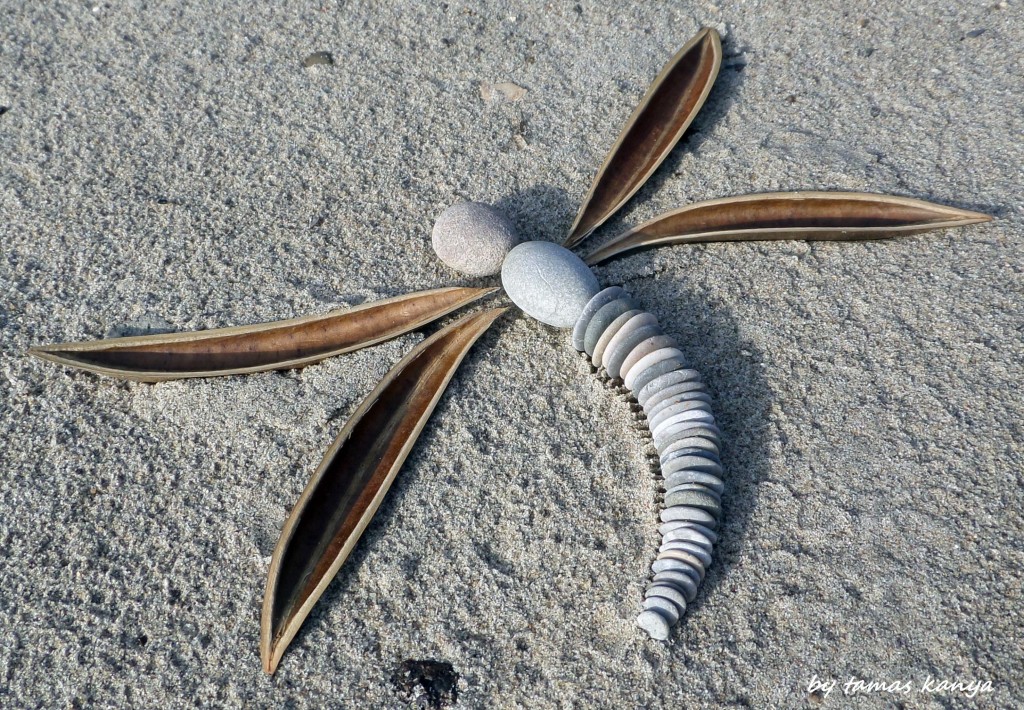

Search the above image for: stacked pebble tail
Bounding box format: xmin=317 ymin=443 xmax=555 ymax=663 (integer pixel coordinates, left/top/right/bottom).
xmin=572 ymin=286 xmax=723 ymax=641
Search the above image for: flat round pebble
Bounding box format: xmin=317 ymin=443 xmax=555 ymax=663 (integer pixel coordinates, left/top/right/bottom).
xmin=663 ymin=455 xmax=723 ymax=477
xmin=662 ymin=527 xmax=716 ymax=551
xmin=605 ymin=324 xmax=662 ymax=378
xmin=644 ymin=381 xmax=710 ymax=414
xmin=636 ymin=609 xmax=670 ymax=640
xmin=658 ymin=549 xmax=706 ymax=579
xmin=637 ymin=369 xmax=702 ymax=404
xmin=650 ymin=401 xmax=714 ymax=431
xmin=646 ymin=389 xmax=712 ymax=420
xmin=572 ymin=286 xmax=624 ymax=351
xmin=653 ymin=571 xmax=698 ymax=601
xmin=662 ymin=447 xmax=720 ymax=466
xmin=661 ymin=505 xmax=719 ymax=527
xmin=659 ymin=541 xmax=713 ymax=568
xmin=501 ymin=241 xmax=599 ymax=327
xmin=642 ymin=595 xmax=681 ymax=625
xmin=591 ymin=309 xmax=641 ymax=366
xmin=664 ymin=471 xmax=725 ymax=495
xmin=654 ymin=418 xmax=717 ymax=449
xmin=623 ymin=347 xmax=687 ymax=390
xmin=660 ymin=436 xmax=720 ymax=460
xmin=630 ymin=357 xmax=691 ymax=395
xmin=651 ymin=558 xmax=702 ymax=583
xmin=665 ymin=482 xmax=722 ymax=503
xmin=645 ymin=585 xmax=688 ymax=612
xmin=432 ymin=201 xmax=521 ymax=277
xmin=664 ymin=490 xmax=722 ymax=517
xmin=620 ymin=334 xmax=676 ymax=377
xmin=660 ymin=522 xmax=719 ymax=544
xmin=584 ymin=298 xmax=635 ymax=355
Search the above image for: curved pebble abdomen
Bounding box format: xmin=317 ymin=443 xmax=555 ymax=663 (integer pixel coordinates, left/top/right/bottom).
xmin=572 ymin=285 xmax=723 ymax=640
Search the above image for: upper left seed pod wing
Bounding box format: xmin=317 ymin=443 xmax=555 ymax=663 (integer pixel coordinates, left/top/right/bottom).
xmin=28 ymin=286 xmax=497 ymax=382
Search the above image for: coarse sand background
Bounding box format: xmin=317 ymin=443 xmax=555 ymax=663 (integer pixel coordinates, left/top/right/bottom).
xmin=1 ymin=1 xmax=1022 ymax=707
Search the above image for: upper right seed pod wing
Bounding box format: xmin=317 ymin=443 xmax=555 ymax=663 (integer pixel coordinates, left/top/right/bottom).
xmin=564 ymin=28 xmax=723 ymax=250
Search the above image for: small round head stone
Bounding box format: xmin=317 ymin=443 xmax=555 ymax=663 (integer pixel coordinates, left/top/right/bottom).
xmin=500 ymin=241 xmax=600 ymax=328
xmin=431 ymin=201 xmax=521 ymax=277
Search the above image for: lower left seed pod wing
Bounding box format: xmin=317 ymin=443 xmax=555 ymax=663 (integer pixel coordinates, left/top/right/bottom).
xmin=260 ymin=307 xmax=507 ymax=675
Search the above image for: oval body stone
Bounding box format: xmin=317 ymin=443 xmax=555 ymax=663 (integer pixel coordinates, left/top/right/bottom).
xmin=501 ymin=241 xmax=600 ymax=328
xmin=432 ymin=201 xmax=520 ymax=277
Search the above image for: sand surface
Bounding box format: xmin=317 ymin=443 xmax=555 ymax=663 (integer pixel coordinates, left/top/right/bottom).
xmin=2 ymin=1 xmax=1022 ymax=707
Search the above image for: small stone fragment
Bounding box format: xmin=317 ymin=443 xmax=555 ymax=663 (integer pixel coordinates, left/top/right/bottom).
xmin=480 ymin=81 xmax=527 ymax=102
xmin=432 ymin=201 xmax=521 ymax=277
xmin=302 ymin=51 xmax=335 ymax=67
xmin=636 ymin=609 xmax=670 ymax=640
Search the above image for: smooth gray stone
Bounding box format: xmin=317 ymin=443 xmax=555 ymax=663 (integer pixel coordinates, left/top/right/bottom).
xmin=642 ymin=596 xmax=681 ymax=625
xmin=605 ymin=323 xmax=662 ymax=379
xmin=662 ymin=455 xmax=724 ymax=477
xmin=662 ymin=526 xmax=716 ymax=551
xmin=600 ymin=311 xmax=657 ymax=365
xmin=660 ymin=436 xmax=720 ymax=461
xmin=656 ymin=423 xmax=722 ymax=452
xmin=659 ymin=521 xmax=719 ymax=544
xmin=665 ymin=482 xmax=722 ymax=503
xmin=501 ymin=241 xmax=600 ymax=328
xmin=643 ymin=381 xmax=710 ymax=413
xmin=653 ymin=416 xmax=718 ymax=449
xmin=644 ymin=585 xmax=687 ymax=614
xmin=659 ymin=540 xmax=713 ymax=568
xmin=664 ymin=471 xmax=725 ymax=495
xmin=661 ymin=447 xmax=720 ymax=466
xmin=636 ymin=609 xmax=671 ymax=640
xmin=623 ymin=347 xmax=686 ymax=390
xmin=431 ymin=201 xmax=521 ymax=277
xmin=572 ymin=286 xmax=625 ymax=352
xmin=637 ymin=368 xmax=702 ymax=404
xmin=664 ymin=489 xmax=722 ymax=518
xmin=592 ymin=309 xmax=642 ymax=366
xmin=583 ymin=298 xmax=635 ymax=356
xmin=652 ymin=571 xmax=698 ymax=602
xmin=620 ymin=334 xmax=676 ymax=378
xmin=651 ymin=558 xmax=702 ymax=584
xmin=646 ymin=390 xmax=713 ymax=421
xmin=658 ymin=549 xmax=706 ymax=579
xmin=629 ymin=357 xmax=691 ymax=395
xmin=660 ymin=505 xmax=719 ymax=528
xmin=649 ymin=400 xmax=714 ymax=431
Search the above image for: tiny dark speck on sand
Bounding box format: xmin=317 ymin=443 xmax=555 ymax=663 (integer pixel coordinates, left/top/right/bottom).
xmin=302 ymin=51 xmax=334 ymax=67
xmin=0 ymin=106 xmax=9 ymax=116
xmin=391 ymin=659 xmax=460 ymax=709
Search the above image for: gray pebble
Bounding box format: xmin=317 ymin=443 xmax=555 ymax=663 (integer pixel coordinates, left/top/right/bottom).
xmin=572 ymin=287 xmax=625 ymax=351
xmin=652 ymin=571 xmax=698 ymax=601
xmin=644 ymin=381 xmax=710 ymax=414
xmin=637 ymin=369 xmax=702 ymax=404
xmin=662 ymin=526 xmax=716 ymax=551
xmin=645 ymin=585 xmax=688 ymax=613
xmin=665 ymin=482 xmax=722 ymax=503
xmin=646 ymin=389 xmax=712 ymax=420
xmin=660 ymin=505 xmax=719 ymax=527
xmin=649 ymin=400 xmax=714 ymax=431
xmin=623 ymin=347 xmax=686 ymax=390
xmin=657 ymin=423 xmax=722 ymax=452
xmin=664 ymin=470 xmax=725 ymax=495
xmin=660 ymin=436 xmax=720 ymax=461
xmin=591 ymin=309 xmax=642 ymax=366
xmin=653 ymin=416 xmax=717 ymax=449
xmin=662 ymin=454 xmax=724 ymax=477
xmin=659 ymin=521 xmax=719 ymax=544
xmin=501 ymin=241 xmax=600 ymax=327
xmin=661 ymin=447 xmax=720 ymax=466
xmin=584 ymin=298 xmax=635 ymax=356
xmin=664 ymin=489 xmax=722 ymax=518
xmin=658 ymin=549 xmax=707 ymax=580
xmin=605 ymin=323 xmax=662 ymax=379
xmin=620 ymin=334 xmax=677 ymax=377
xmin=659 ymin=540 xmax=714 ymax=568
xmin=629 ymin=357 xmax=691 ymax=395
xmin=636 ymin=609 xmax=670 ymax=641
xmin=432 ymin=201 xmax=521 ymax=277
xmin=651 ymin=558 xmax=702 ymax=584
xmin=642 ymin=595 xmax=681 ymax=625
